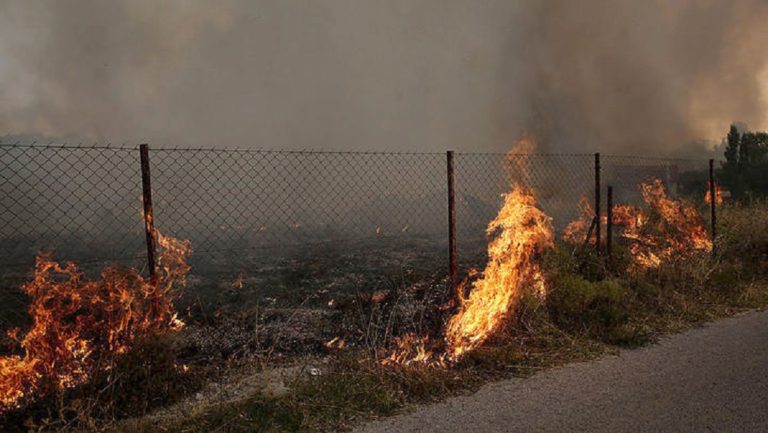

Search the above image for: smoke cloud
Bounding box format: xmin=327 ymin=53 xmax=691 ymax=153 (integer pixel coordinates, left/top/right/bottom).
xmin=1 ymin=0 xmax=767 ymax=155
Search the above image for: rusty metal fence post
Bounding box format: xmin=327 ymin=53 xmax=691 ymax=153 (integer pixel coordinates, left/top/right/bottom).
xmin=594 ymin=152 xmax=601 ymax=254
xmin=140 ymin=144 xmax=157 ymax=278
xmin=446 ymin=150 xmax=458 ymax=301
xmin=606 ymin=185 xmax=613 ymax=260
xmin=709 ymin=159 xmax=717 ymax=257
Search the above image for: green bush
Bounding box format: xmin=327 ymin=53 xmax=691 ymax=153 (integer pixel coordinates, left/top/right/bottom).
xmin=542 ymin=245 xmax=579 ymax=276
xmin=547 ymin=275 xmax=638 ymax=344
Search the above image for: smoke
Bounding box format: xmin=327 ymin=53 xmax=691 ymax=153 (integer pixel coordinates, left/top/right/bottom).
xmin=513 ymin=1 xmax=768 ymax=155
xmin=0 ymin=0 xmax=767 ymax=155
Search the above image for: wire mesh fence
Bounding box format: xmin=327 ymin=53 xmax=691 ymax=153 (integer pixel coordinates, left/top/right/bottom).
xmin=0 ymin=145 xmax=146 ymax=268
xmin=602 ymin=155 xmax=712 ymax=205
xmin=0 ymin=144 xmax=719 ymax=333
xmin=151 ymin=149 xmax=447 ymax=252
xmin=150 ymin=149 xmax=449 ymax=310
xmin=0 ymin=144 xmax=147 ymax=331
xmin=455 ymin=153 xmax=595 ymax=269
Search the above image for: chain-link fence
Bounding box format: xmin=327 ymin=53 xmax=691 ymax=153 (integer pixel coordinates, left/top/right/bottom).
xmin=150 ymin=148 xmax=449 ymax=309
xmin=0 ymin=144 xmax=718 ymax=333
xmin=602 ymin=155 xmax=711 ymax=205
xmin=0 ymin=145 xmax=146 ymax=332
xmin=455 ymin=153 xmax=596 ymax=269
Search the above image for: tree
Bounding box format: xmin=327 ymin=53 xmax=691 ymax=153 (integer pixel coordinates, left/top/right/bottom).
xmin=722 ymin=124 xmax=741 ymax=197
xmin=721 ymin=124 xmax=768 ymax=200
xmin=724 ymin=124 xmax=740 ymax=166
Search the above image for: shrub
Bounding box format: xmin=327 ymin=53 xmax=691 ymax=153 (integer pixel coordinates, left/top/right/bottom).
xmin=12 ymin=335 xmax=204 ymax=432
xmin=547 ymin=275 xmax=637 ymax=344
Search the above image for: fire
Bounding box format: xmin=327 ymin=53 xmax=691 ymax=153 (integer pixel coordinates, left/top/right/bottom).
xmin=230 ymin=272 xmax=245 ymax=290
xmin=611 ymin=179 xmax=712 ymax=268
xmin=629 ymin=178 xmax=712 ymax=266
xmin=705 ymin=181 xmax=724 ymax=205
xmin=562 ymin=194 xmax=598 ymax=244
xmin=560 ymin=178 xmax=712 ymax=268
xmin=444 ymin=186 xmax=553 ymax=360
xmin=383 ymin=136 xmax=554 ymax=365
xmin=324 ymin=337 xmax=346 ymax=350
xmin=380 ymin=334 xmax=445 ymax=367
xmin=0 ymin=230 xmax=190 ymax=414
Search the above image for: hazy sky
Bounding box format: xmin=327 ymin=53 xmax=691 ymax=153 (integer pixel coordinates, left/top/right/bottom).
xmin=1 ymin=0 xmax=767 ymax=155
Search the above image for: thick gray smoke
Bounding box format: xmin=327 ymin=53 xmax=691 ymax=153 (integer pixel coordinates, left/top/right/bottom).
xmin=1 ymin=0 xmax=767 ymax=155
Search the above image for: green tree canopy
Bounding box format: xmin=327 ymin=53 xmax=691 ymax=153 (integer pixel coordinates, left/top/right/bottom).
xmin=721 ymin=124 xmax=768 ymax=200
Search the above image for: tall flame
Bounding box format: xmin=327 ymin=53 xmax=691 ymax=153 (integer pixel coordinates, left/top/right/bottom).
xmin=383 ymin=136 xmax=554 ymax=365
xmin=0 ymin=230 xmax=190 ymax=414
xmin=445 ymin=185 xmax=553 ymax=360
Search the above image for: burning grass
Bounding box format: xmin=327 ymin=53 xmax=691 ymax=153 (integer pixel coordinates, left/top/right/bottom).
xmin=564 ymin=177 xmax=712 ymax=269
xmin=0 ymin=231 xmax=191 ymax=420
xmin=445 ymin=186 xmax=553 ymax=360
xmin=381 ymin=138 xmax=555 ymax=367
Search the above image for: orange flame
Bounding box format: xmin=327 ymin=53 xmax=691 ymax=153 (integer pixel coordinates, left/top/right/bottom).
xmin=230 ymin=272 xmax=245 ymax=290
xmin=380 ymin=334 xmax=445 ymax=367
xmin=445 ymin=185 xmax=553 ymax=360
xmin=562 ymin=194 xmax=598 ymax=244
xmin=579 ymin=178 xmax=711 ymax=268
xmin=562 ymin=178 xmax=712 ymax=268
xmin=705 ymin=181 xmax=724 ymax=205
xmin=383 ymin=136 xmax=554 ymax=365
xmin=0 ymin=230 xmax=190 ymax=413
xmin=630 ymin=178 xmax=712 ymax=267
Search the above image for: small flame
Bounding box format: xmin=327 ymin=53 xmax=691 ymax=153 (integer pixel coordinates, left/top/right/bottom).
xmin=562 ymin=194 xmax=599 ymax=244
xmin=0 ymin=229 xmax=191 ymax=413
xmin=380 ymin=334 xmax=445 ymax=367
xmin=324 ymin=337 xmax=346 ymax=350
xmin=230 ymin=272 xmax=244 ymax=289
xmin=705 ymin=181 xmax=724 ymax=205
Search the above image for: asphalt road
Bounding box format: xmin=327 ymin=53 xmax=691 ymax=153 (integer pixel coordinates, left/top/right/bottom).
xmin=354 ymin=310 xmax=768 ymax=433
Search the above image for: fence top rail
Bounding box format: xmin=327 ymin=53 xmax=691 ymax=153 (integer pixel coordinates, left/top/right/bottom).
xmin=454 ymin=151 xmax=593 ymax=157
xmin=601 ymin=153 xmax=719 ymax=163
xmin=0 ymin=142 xmax=137 ymax=150
xmin=0 ymin=142 xmax=445 ymax=156
xmin=149 ymin=147 xmax=445 ymax=156
xmin=0 ymin=142 xmax=721 ymax=162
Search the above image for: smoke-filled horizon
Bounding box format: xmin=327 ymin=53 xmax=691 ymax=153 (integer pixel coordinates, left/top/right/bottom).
xmin=1 ymin=0 xmax=767 ymax=156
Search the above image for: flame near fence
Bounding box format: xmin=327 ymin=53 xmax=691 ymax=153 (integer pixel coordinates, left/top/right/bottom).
xmin=0 ymin=143 xmax=718 ymax=334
